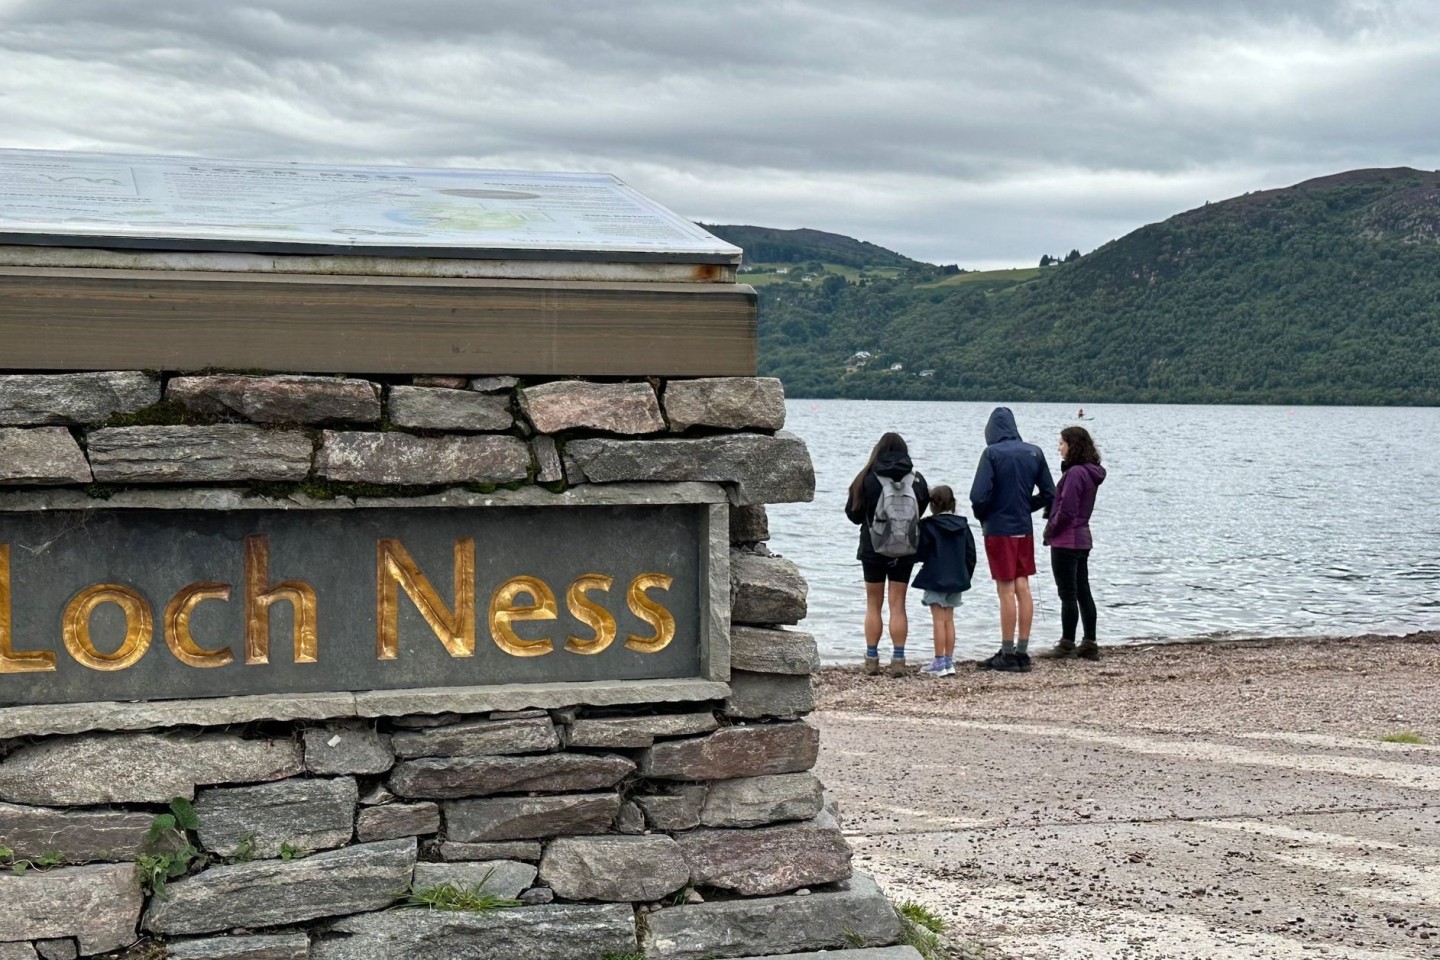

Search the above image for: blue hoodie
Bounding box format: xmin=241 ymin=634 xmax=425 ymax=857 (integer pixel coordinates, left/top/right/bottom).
xmin=968 ymin=407 xmax=1055 ymax=537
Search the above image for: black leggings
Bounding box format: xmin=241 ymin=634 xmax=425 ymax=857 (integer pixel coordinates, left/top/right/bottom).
xmin=1050 ymin=547 xmax=1096 ymax=642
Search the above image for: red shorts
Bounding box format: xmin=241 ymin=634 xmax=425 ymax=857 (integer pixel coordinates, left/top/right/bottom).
xmin=984 ymin=534 xmax=1036 ymax=580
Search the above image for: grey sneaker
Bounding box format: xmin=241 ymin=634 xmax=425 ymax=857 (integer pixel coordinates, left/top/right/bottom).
xmin=863 ymin=655 xmax=881 ymax=675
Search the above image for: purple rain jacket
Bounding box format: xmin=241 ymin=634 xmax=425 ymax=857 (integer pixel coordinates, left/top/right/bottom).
xmin=1042 ymin=461 xmax=1107 ymax=550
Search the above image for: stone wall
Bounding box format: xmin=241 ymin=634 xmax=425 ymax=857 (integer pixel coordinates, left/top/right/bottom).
xmin=0 ymin=371 xmax=912 ymax=960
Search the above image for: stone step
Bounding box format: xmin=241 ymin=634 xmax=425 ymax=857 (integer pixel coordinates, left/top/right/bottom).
xmin=641 ymin=872 xmax=901 ymax=960
xmin=731 ymin=949 xmax=922 ymax=960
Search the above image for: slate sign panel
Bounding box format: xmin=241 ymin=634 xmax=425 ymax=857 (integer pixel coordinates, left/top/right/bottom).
xmin=0 ymin=505 xmax=704 ymax=706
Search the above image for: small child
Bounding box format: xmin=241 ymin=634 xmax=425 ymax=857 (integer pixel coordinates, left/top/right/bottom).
xmin=911 ymin=485 xmax=978 ymax=677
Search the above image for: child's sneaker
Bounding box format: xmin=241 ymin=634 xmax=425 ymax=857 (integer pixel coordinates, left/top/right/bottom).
xmin=939 ymin=661 xmax=956 ymax=677
xmin=918 ymin=659 xmax=945 ymax=677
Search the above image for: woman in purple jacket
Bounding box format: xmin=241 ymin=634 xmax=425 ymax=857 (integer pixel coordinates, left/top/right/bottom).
xmin=1039 ymin=426 xmax=1106 ymax=661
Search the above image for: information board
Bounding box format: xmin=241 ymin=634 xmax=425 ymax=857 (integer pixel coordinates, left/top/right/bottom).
xmin=0 ymin=149 xmax=740 ymax=261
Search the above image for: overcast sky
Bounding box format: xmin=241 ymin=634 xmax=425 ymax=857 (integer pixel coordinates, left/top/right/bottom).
xmin=2 ymin=0 xmax=1438 ymax=268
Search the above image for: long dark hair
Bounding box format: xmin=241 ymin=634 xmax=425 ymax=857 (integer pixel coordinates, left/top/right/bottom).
xmin=1061 ymin=426 xmax=1101 ymax=467
xmin=848 ymin=432 xmax=908 ymax=511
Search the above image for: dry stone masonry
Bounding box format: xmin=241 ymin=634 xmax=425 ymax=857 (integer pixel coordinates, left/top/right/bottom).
xmin=0 ymin=370 xmax=909 ymax=959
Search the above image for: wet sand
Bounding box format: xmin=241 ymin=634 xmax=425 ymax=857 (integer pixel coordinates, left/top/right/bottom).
xmin=813 ymin=632 xmax=1440 ymax=958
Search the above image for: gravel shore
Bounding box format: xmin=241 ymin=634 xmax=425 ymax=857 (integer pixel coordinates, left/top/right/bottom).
xmin=814 ymin=631 xmax=1440 ymax=959
xmin=817 ymin=631 xmax=1440 ymax=741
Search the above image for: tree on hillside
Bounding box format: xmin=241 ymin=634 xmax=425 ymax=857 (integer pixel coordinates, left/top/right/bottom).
xmin=1064 ymin=248 xmax=1081 ymax=262
xmin=1039 ymin=254 xmax=1054 ymax=267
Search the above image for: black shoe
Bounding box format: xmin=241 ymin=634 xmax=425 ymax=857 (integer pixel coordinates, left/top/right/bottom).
xmin=1016 ymin=652 xmax=1033 ymax=672
xmin=1036 ymin=642 xmax=1076 ymax=660
xmin=977 ymin=651 xmax=1023 ymax=673
xmin=1076 ymin=641 xmax=1100 ymax=661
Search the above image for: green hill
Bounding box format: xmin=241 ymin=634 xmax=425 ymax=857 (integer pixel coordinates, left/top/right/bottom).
xmin=703 ymin=224 xmax=927 ymax=271
xmin=750 ymin=168 xmax=1440 ymax=405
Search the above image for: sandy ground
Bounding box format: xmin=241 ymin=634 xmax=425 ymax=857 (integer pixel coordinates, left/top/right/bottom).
xmin=813 ymin=633 xmax=1440 ymax=959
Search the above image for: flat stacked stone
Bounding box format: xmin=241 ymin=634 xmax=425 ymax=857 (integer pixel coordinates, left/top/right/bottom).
xmin=564 ymin=432 xmax=814 ymax=505
xmin=675 ymin=813 xmax=851 ymax=895
xmin=0 ymin=802 xmax=171 ymax=862
xmin=0 ymin=372 xmax=158 ymax=425
xmin=730 ymin=552 xmax=809 ymax=624
xmin=444 ymin=793 xmax=621 ymax=841
xmin=640 ymin=723 xmax=819 ymax=781
xmin=0 ymin=863 xmax=144 ymax=955
xmin=165 ymin=933 xmax=311 ymax=960
xmin=0 ymin=428 xmax=92 ymax=484
xmin=143 ymin=839 xmax=418 ymax=935
xmin=309 ymin=903 xmax=638 ymax=960
xmin=390 ymin=716 xmax=560 ymax=758
xmin=565 ymin=712 xmax=718 ymax=748
xmin=640 ymin=873 xmax=901 ymax=959
xmin=317 ymin=432 xmax=530 ymax=485
xmin=194 ymin=777 xmax=358 ymax=858
xmin=412 ymin=860 xmax=537 ymax=899
xmin=519 ymin=381 xmax=664 ymax=435
xmin=387 ymin=386 xmax=513 ymax=431
xmin=302 ymin=725 xmax=394 ymax=776
xmin=663 ymin=377 xmax=786 ymax=432
xmin=87 ymin=426 xmax=312 ymax=483
xmin=389 ymin=753 xmax=634 ymax=799
xmin=168 ymin=375 xmax=380 ymax=424
xmin=355 ymin=802 xmax=440 ymax=842
xmin=700 ymin=773 xmax=825 ymax=828
xmin=0 ymin=733 xmax=302 ymax=805
xmin=539 ymin=836 xmax=689 ymax=902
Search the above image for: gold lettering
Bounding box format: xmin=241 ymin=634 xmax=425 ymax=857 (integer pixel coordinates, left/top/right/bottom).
xmin=0 ymin=545 xmax=56 ymax=674
xmin=165 ymin=582 xmax=234 ymax=668
xmin=376 ymin=538 xmax=475 ymax=660
xmin=489 ymin=576 xmax=557 ymax=657
xmin=63 ymin=584 xmax=153 ymax=671
xmin=244 ymin=535 xmax=318 ymax=665
xmin=625 ymin=573 xmax=675 ymax=653
xmin=565 ymin=574 xmax=616 ymax=655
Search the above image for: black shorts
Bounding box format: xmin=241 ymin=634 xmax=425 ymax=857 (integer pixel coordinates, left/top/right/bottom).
xmin=861 ymin=556 xmax=915 ymax=584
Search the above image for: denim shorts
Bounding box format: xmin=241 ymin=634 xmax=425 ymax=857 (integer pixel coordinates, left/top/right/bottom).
xmin=922 ymin=589 xmax=964 ymax=608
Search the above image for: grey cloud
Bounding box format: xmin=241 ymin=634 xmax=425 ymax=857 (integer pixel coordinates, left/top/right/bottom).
xmin=2 ymin=0 xmax=1438 ymax=265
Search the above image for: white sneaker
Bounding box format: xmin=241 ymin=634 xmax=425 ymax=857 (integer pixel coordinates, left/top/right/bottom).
xmin=939 ymin=663 xmax=956 ymax=677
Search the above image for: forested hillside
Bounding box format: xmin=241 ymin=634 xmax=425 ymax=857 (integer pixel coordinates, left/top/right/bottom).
xmin=718 ymin=168 xmax=1440 ymax=404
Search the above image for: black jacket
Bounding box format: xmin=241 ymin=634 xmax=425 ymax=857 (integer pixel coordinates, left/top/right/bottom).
xmin=969 ymin=407 xmax=1055 ymax=536
xmin=845 ymin=451 xmax=930 ymax=561
xmin=911 ymin=513 xmax=977 ymax=593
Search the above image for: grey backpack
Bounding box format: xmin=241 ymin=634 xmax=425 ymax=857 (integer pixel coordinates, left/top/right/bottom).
xmin=869 ymin=472 xmax=920 ymax=557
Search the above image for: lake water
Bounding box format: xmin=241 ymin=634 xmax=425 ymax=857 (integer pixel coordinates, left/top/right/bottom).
xmin=767 ymin=400 xmax=1440 ymax=663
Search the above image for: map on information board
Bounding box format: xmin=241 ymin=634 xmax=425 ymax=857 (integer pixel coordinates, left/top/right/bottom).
xmin=0 ymin=149 xmax=740 ymax=261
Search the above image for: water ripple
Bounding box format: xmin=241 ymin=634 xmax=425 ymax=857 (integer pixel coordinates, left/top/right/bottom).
xmin=768 ymin=399 xmax=1440 ymax=662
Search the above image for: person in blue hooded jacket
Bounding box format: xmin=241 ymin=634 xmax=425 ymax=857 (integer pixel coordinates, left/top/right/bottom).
xmin=969 ymin=408 xmax=1055 ymax=672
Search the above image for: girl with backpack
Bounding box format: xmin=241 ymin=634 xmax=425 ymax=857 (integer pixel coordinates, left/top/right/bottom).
xmin=911 ymin=485 xmax=978 ymax=677
xmin=845 ymin=432 xmax=930 ymax=676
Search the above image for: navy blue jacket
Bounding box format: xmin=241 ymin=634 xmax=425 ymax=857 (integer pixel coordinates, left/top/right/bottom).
xmin=845 ymin=451 xmax=930 ymax=561
xmin=911 ymin=513 xmax=977 ymax=594
xmin=968 ymin=408 xmax=1055 ymax=537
